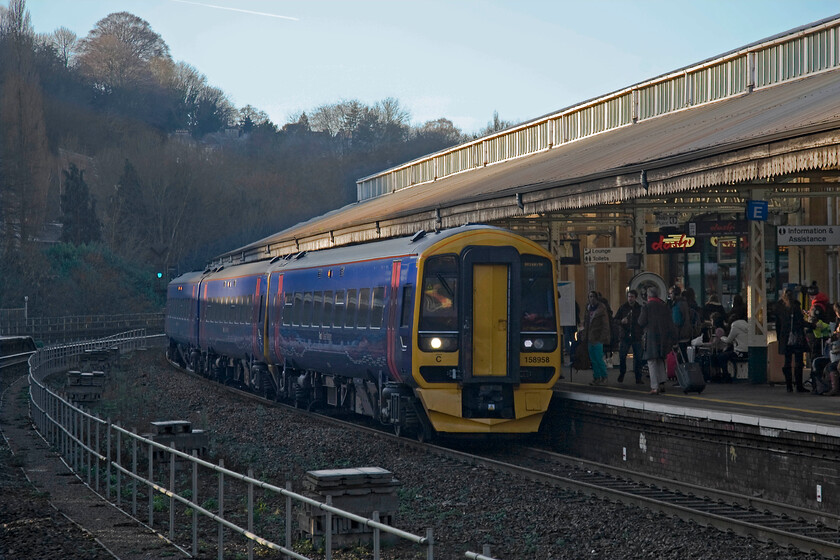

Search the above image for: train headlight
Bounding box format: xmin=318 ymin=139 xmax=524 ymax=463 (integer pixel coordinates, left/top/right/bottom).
xmin=520 ymin=334 xmax=558 ymax=352
xmin=419 ymin=333 xmax=458 ymax=352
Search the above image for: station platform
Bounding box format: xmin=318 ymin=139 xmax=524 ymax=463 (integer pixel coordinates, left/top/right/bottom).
xmin=555 ymin=363 xmax=840 ymax=434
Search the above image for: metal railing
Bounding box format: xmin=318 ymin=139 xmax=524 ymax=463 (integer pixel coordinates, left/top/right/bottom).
xmin=26 ymin=332 xmax=436 ymax=560
xmin=1 ymin=312 xmax=164 ymax=345
xmin=356 ymin=16 xmax=840 ymax=201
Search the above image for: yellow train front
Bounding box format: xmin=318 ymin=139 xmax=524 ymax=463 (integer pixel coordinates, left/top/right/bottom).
xmin=398 ymin=226 xmax=561 ymax=437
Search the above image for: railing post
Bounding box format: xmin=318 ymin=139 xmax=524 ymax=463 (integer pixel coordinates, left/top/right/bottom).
xmin=132 ymin=429 xmax=138 ymax=517
xmin=218 ymin=458 xmax=224 ymax=560
xmin=106 ymin=419 xmax=112 ymax=499
xmin=247 ymin=467 xmax=254 ymax=560
xmin=325 ymin=495 xmax=332 ymax=560
xmin=373 ymin=511 xmax=380 ymax=560
xmin=192 ymin=451 xmax=198 ymax=558
xmin=148 ymin=440 xmax=154 ymax=527
xmin=116 ymin=427 xmax=122 ymax=507
xmin=86 ymin=414 xmax=92 ymax=487
xmin=169 ymin=442 xmax=176 ymax=541
xmin=285 ymin=481 xmax=292 ymax=558
xmin=95 ymin=417 xmax=100 ymax=493
xmin=427 ymin=528 xmax=434 ymax=560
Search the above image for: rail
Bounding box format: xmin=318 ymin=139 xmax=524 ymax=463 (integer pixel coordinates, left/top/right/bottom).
xmin=26 ymin=333 xmax=436 ymax=560
xmin=355 ymin=16 xmax=840 ymax=201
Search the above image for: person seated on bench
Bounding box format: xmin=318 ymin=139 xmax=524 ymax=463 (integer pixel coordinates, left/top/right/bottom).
xmin=712 ymin=312 xmax=748 ymax=382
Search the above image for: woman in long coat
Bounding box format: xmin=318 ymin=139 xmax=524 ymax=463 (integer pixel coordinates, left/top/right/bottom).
xmin=638 ymin=285 xmax=677 ymax=394
xmin=774 ymin=288 xmax=808 ymax=392
xmin=583 ymin=291 xmax=611 ymax=385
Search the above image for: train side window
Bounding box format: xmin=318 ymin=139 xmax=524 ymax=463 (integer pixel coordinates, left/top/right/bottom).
xmin=282 ymin=293 xmax=293 ymax=326
xmin=357 ymin=288 xmax=371 ymax=329
xmin=292 ymin=292 xmax=303 ymax=326
xmin=302 ymin=292 xmax=313 ymax=326
xmin=334 ymin=291 xmax=345 ymax=327
xmin=400 ymin=285 xmax=414 ymax=328
xmin=313 ymin=291 xmax=323 ymax=326
xmin=322 ymin=290 xmax=333 ymax=327
xmin=345 ymin=289 xmax=357 ymax=328
xmin=371 ymin=287 xmax=385 ymax=329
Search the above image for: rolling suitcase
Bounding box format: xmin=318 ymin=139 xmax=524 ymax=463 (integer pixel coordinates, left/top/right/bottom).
xmin=674 ymin=346 xmax=705 ymax=394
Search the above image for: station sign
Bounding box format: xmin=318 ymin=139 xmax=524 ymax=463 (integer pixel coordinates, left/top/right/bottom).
xmin=777 ymin=225 xmax=840 ymax=246
xmin=687 ymin=219 xmax=749 ymax=237
xmin=583 ymin=247 xmax=633 ymax=264
xmin=655 ymin=214 xmax=679 ymax=228
xmin=645 ymin=232 xmax=701 ymax=254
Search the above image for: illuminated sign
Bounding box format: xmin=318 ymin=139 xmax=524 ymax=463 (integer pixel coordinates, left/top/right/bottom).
xmin=645 ymin=233 xmax=701 ymax=254
xmin=687 ymin=220 xmax=749 ymax=237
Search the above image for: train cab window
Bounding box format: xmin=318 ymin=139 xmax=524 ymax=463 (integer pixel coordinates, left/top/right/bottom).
xmin=282 ymin=293 xmax=293 ymax=326
xmin=345 ymin=289 xmax=357 ymax=328
xmin=420 ymin=255 xmax=458 ymax=332
xmin=371 ymin=287 xmax=385 ymax=329
xmin=334 ymin=291 xmax=345 ymax=327
xmin=313 ymin=292 xmax=323 ymax=326
xmin=302 ymin=292 xmax=313 ymax=326
xmin=520 ymin=255 xmax=558 ymax=352
xmin=292 ymin=292 xmax=303 ymax=326
xmin=357 ymin=288 xmax=371 ymax=329
xmin=322 ymin=290 xmax=334 ymax=326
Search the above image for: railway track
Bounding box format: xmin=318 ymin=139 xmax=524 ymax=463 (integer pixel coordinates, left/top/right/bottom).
xmin=172 ymin=360 xmax=840 ymax=558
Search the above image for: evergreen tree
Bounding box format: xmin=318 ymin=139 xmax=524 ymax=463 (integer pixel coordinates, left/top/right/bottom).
xmin=60 ymin=163 xmax=101 ymax=244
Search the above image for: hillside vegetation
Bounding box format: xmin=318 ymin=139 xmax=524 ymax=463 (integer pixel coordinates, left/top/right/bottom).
xmin=0 ymin=0 xmax=509 ymax=317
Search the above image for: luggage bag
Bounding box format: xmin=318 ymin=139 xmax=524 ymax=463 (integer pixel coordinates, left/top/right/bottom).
xmin=674 ymin=346 xmax=705 ymax=394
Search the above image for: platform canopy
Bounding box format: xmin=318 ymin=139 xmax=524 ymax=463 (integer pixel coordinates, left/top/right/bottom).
xmin=214 ymin=16 xmax=840 ymax=265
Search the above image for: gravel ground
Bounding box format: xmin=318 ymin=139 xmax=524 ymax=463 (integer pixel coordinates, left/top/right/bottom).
xmin=95 ymin=350 xmax=818 ymax=560
xmin=1 ymin=350 xmax=821 ymax=559
xmin=0 ymin=364 xmax=116 ymax=560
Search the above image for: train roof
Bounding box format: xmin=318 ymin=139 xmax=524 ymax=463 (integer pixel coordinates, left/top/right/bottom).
xmin=172 ymin=225 xmax=547 ymax=284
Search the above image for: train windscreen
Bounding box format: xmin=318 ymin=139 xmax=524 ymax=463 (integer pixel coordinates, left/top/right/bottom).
xmin=419 ymin=255 xmax=458 ymax=332
xmin=520 ymin=256 xmax=556 ymax=332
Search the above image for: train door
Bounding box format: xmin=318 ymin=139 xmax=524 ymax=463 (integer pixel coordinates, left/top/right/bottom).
xmin=460 ymin=246 xmax=520 ymax=382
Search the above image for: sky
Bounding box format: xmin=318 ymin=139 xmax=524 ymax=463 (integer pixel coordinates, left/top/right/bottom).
xmin=23 ymin=0 xmax=840 ymax=135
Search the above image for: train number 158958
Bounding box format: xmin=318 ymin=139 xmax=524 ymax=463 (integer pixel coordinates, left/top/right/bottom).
xmin=524 ymin=355 xmax=550 ymax=364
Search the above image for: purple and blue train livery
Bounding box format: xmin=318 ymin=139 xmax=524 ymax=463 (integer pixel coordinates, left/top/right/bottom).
xmin=165 ymin=225 xmax=561 ymax=438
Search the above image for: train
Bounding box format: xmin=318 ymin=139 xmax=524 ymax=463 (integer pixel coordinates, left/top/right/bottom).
xmin=165 ymin=225 xmax=562 ymax=439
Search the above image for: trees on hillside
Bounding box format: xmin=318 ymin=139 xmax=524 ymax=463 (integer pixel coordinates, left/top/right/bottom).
xmin=60 ymin=163 xmax=101 ymax=245
xmin=0 ymin=0 xmax=51 ymax=254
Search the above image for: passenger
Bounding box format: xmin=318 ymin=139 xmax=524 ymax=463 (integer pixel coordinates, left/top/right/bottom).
xmin=713 ymin=315 xmax=749 ymax=382
xmin=638 ymin=285 xmax=677 ymax=395
xmin=774 ymin=288 xmax=808 ymax=393
xmin=583 ymin=291 xmax=611 ymax=386
xmin=614 ymin=289 xmax=644 ymax=384
xmin=668 ymin=285 xmax=693 ymax=362
xmin=727 ymin=294 xmax=747 ymax=327
xmin=806 ymin=282 xmax=832 ymax=360
xmin=683 ymin=287 xmax=704 ymax=340
xmin=824 ymin=340 xmax=840 ymax=396
xmin=702 ymin=293 xmax=726 ymax=323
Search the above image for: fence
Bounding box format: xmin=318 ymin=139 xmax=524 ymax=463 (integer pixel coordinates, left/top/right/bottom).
xmin=26 ymin=332 xmax=439 ymax=560
xmin=1 ymin=312 xmax=164 ymax=345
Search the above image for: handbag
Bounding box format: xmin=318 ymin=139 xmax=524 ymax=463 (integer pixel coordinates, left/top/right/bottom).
xmin=787 ymin=315 xmax=806 ymax=349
